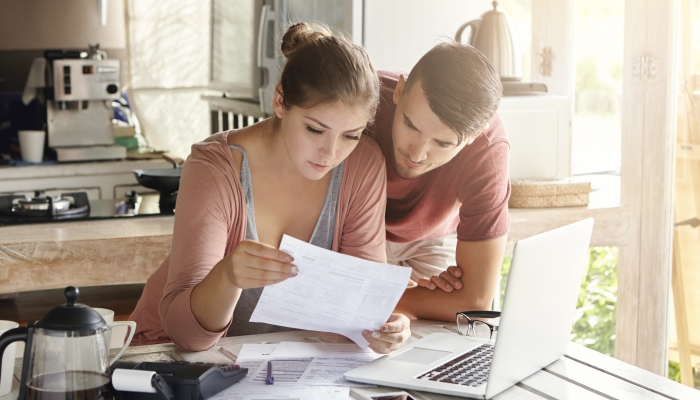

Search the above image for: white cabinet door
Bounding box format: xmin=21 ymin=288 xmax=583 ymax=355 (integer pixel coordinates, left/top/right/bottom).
xmin=498 ymin=95 xmax=572 ymax=180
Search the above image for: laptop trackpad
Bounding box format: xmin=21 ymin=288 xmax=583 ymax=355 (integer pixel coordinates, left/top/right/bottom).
xmin=391 ymin=348 xmax=452 ymax=365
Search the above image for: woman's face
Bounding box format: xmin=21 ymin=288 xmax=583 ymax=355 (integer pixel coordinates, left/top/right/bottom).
xmin=274 ymin=95 xmax=369 ymax=181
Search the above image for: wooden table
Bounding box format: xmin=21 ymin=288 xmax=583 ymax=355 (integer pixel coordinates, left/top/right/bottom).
xmin=3 ymin=320 xmax=697 ymax=400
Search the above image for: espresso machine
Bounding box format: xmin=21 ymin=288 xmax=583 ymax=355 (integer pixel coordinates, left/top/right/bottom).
xmin=45 ymin=47 xmax=126 ymax=162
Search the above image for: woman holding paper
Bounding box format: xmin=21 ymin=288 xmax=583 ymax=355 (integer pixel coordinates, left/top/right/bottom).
xmin=130 ymin=22 xmax=410 ymax=354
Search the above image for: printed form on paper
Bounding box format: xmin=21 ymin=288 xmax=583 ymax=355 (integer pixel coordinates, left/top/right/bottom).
xmin=250 ymin=235 xmax=412 ymax=348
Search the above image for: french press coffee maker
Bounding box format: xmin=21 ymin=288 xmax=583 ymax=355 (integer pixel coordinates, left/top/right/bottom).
xmin=0 ymin=287 xmax=114 ymax=400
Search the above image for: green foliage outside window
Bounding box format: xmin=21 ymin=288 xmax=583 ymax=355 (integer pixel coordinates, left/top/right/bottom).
xmin=667 ymin=360 xmax=700 ymax=387
xmin=571 ymin=247 xmax=618 ymax=356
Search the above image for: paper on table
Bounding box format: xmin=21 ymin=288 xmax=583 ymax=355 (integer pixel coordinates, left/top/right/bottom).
xmin=232 ymin=344 xmax=278 ymax=384
xmin=300 ymin=355 xmax=379 ymax=387
xmin=250 ymin=235 xmax=412 ymax=348
xmin=227 ymin=342 xmax=377 ymax=388
xmin=210 ymin=384 xmax=347 ymax=400
xmin=319 ymin=387 xmax=350 ymax=399
xmin=210 ymin=383 xmax=321 ymax=400
xmin=270 ymin=341 xmax=378 ymax=358
xmin=271 ymin=342 xmax=380 ymax=387
xmin=231 ymin=343 xmax=315 ymax=386
xmin=238 ymin=344 xmax=277 ymax=358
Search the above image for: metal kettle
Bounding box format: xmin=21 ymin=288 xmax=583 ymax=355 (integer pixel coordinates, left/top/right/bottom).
xmin=455 ymin=1 xmax=523 ymax=81
xmin=0 ymin=287 xmax=114 ymax=400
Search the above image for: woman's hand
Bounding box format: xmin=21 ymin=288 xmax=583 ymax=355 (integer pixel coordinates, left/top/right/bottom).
xmin=226 ymin=240 xmax=298 ymax=289
xmin=363 ymin=313 xmax=411 ymax=354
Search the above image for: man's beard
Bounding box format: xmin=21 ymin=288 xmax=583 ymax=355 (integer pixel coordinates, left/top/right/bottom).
xmin=393 ymin=149 xmax=427 ymax=179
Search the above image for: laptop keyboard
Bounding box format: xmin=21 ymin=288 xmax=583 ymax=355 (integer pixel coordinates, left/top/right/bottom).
xmin=415 ymin=344 xmax=494 ymax=387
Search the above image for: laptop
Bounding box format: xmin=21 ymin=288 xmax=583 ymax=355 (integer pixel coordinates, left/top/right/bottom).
xmin=345 ymin=218 xmax=594 ymax=399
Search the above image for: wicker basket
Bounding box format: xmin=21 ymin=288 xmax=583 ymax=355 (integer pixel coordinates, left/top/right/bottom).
xmin=509 ymin=179 xmax=591 ymax=208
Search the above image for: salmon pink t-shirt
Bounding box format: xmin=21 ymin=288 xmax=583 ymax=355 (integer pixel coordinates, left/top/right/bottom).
xmin=365 ymin=70 xmax=510 ymax=243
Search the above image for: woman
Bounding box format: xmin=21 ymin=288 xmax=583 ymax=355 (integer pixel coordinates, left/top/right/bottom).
xmin=129 ymin=22 xmax=410 ymax=354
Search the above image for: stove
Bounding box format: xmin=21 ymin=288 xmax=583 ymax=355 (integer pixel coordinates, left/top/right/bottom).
xmin=0 ymin=191 xmax=172 ymax=226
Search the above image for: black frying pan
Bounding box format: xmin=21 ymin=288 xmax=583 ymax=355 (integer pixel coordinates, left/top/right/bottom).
xmin=133 ymin=153 xmax=185 ymax=194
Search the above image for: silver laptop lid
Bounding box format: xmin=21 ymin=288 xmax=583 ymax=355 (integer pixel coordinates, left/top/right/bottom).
xmin=485 ymin=218 xmax=594 ymax=399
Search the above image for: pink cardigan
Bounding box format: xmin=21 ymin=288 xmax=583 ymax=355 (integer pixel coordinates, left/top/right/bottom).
xmin=130 ymin=131 xmax=387 ymax=350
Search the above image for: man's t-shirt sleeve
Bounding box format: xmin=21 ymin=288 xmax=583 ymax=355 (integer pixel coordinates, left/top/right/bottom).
xmin=456 ymin=138 xmax=511 ymax=242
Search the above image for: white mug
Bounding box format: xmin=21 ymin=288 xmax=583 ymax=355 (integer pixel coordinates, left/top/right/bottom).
xmin=92 ymin=308 xmax=136 ymax=364
xmin=18 ymin=130 xmax=45 ymax=163
xmin=0 ymin=320 xmax=19 ymax=396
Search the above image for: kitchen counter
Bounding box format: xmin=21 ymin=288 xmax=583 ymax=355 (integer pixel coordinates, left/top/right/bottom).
xmin=0 ymin=216 xmax=174 ymax=293
xmin=0 ymin=205 xmax=629 ymax=294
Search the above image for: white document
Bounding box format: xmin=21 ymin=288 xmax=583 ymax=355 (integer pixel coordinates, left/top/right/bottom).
xmin=226 ymin=342 xmax=377 ymax=388
xmin=199 ymin=344 xmax=356 ymax=399
xmin=300 ymin=355 xmax=379 ymax=387
xmin=238 ymin=344 xmax=277 ymax=358
xmin=210 ymin=383 xmax=321 ymax=400
xmin=270 ymin=342 xmax=378 ymax=358
xmin=210 ymin=384 xmax=347 ymax=400
xmin=232 ymin=344 xmax=279 ymax=384
xmin=229 ymin=343 xmax=317 ymax=386
xmin=271 ymin=342 xmax=380 ymax=387
xmin=250 ymin=235 xmax=412 ymax=348
xmin=319 ymin=387 xmax=350 ymax=399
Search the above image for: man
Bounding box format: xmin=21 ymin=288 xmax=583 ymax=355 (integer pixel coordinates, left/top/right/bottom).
xmin=365 ymin=42 xmax=509 ymax=322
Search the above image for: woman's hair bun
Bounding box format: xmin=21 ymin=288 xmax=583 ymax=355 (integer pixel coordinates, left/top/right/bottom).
xmin=281 ymin=22 xmax=332 ymax=58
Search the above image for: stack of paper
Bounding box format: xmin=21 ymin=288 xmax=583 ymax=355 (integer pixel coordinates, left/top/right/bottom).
xmin=211 ymin=342 xmax=382 ymax=400
xmin=210 ymin=385 xmax=347 ymax=400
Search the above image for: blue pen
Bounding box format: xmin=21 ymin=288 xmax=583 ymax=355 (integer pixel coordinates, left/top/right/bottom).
xmin=265 ymin=360 xmax=274 ymax=385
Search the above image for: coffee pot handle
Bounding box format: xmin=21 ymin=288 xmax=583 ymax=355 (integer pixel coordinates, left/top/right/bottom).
xmin=0 ymin=326 xmax=33 ymax=400
xmin=109 ymin=321 xmax=136 ymax=365
xmin=0 ymin=327 xmax=28 ymax=377
xmin=455 ymin=20 xmax=481 ymax=44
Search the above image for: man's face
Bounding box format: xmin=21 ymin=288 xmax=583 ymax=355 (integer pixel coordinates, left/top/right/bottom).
xmin=390 ymin=76 xmax=482 ymax=179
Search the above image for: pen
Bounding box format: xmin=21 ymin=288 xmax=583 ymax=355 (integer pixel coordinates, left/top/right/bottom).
xmin=265 ymin=359 xmax=310 ymax=385
xmin=265 ymin=360 xmax=274 ymax=385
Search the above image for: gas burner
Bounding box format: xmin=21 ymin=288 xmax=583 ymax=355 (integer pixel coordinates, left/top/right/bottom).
xmin=0 ymin=191 xmax=90 ymax=221
xmin=115 ymin=190 xmax=141 ymax=215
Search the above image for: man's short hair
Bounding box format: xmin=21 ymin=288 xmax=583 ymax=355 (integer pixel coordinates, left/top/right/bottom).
xmin=404 ymin=42 xmax=502 ymax=144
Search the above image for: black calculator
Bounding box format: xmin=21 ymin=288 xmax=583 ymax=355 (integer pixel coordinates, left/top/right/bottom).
xmin=112 ymin=360 xmax=248 ymax=400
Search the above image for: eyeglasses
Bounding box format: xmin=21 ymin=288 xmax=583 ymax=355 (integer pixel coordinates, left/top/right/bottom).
xmin=456 ymin=311 xmax=501 ymax=339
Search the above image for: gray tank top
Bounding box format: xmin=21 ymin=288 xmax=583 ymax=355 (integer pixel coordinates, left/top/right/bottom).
xmin=226 ymin=145 xmax=344 ymax=336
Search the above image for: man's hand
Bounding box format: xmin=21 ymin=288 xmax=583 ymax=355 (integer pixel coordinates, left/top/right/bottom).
xmin=416 ymin=266 xmax=464 ymax=292
xmin=363 ymin=313 xmax=411 ymax=354
xmin=396 ymin=236 xmax=506 ymax=321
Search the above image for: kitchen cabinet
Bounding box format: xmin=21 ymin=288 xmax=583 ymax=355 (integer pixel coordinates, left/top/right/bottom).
xmin=499 ymin=95 xmax=572 ymax=180
xmin=0 ymin=159 xmax=172 ymax=199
